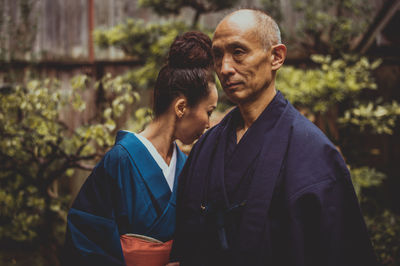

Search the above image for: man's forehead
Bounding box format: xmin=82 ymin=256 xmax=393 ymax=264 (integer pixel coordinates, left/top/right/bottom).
xmin=212 ymin=12 xmax=258 ymax=46
xmin=225 ymin=10 xmax=258 ymax=26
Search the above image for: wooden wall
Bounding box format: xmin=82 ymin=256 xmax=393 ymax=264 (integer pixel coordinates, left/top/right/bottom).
xmin=0 ymin=0 xmax=163 ymax=61
xmin=1 ymin=0 xmax=386 ymax=62
xmin=0 ymin=0 xmax=261 ymax=61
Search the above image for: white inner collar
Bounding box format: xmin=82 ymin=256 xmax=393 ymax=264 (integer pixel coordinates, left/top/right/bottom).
xmin=135 ymin=133 xmax=177 ymax=191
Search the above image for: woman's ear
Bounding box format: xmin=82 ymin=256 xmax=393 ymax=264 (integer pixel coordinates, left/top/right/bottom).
xmin=271 ymin=44 xmax=287 ymax=71
xmin=175 ymin=97 xmax=187 ymax=119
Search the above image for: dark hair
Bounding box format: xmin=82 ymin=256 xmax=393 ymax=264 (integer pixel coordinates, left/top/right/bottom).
xmin=153 ymin=31 xmax=215 ymax=117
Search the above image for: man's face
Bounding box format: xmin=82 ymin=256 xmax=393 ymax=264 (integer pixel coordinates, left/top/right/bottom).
xmin=212 ymin=14 xmax=273 ymax=105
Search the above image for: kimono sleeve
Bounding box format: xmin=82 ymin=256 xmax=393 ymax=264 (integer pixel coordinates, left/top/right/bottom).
xmin=63 ymin=147 xmax=128 ymax=266
xmin=286 ymin=170 xmax=377 ymax=266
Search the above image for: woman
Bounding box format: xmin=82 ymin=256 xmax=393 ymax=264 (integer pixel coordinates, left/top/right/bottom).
xmin=64 ymin=31 xmax=218 ymax=266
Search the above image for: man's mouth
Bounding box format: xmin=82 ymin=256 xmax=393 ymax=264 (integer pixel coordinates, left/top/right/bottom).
xmin=224 ymin=81 xmax=241 ymax=90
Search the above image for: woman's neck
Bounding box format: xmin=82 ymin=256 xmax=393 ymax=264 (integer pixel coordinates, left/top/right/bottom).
xmin=139 ymin=114 xmax=176 ymax=165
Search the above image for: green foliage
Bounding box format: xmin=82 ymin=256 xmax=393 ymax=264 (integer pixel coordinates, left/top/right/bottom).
xmin=261 ymin=0 xmax=372 ymax=54
xmin=278 ymin=55 xmax=381 ymax=113
xmin=0 ymin=73 xmax=137 ymax=244
xmin=350 ymin=166 xmax=386 ymax=201
xmin=95 ymin=19 xmax=190 ymax=90
xmin=277 ymin=54 xmax=400 ymax=140
xmin=139 ymin=0 xmax=239 ymax=26
xmin=95 ymin=19 xmax=188 ymax=62
xmin=365 ymin=211 xmax=400 ymax=265
xmin=350 ymin=167 xmax=400 ymax=265
xmin=129 ymin=107 xmax=153 ymax=133
xmin=339 ymin=101 xmax=400 ymax=135
xmin=140 ymin=0 xmax=239 ymax=15
xmin=139 ymin=0 xmax=184 ymax=15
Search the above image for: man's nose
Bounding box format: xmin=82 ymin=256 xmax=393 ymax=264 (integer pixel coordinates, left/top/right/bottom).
xmin=220 ymin=55 xmax=235 ymax=76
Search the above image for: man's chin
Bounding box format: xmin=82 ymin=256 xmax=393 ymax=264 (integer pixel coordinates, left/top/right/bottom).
xmin=225 ymin=92 xmax=246 ymax=105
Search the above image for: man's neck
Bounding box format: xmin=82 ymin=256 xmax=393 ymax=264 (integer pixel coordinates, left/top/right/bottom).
xmin=236 ymin=87 xmax=276 ymax=143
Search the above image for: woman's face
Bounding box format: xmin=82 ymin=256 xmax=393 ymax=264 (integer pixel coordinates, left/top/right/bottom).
xmin=176 ymin=84 xmax=218 ymax=145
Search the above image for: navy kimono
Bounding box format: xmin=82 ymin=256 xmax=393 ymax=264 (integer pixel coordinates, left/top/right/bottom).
xmin=64 ymin=131 xmax=186 ymax=266
xmin=171 ymin=91 xmax=377 ymax=266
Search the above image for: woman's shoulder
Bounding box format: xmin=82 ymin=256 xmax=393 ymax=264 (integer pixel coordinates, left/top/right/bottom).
xmin=104 ymin=143 xmax=130 ymax=162
xmin=100 ymin=131 xmax=143 ymax=176
xmin=97 ymin=144 xmax=130 ymax=177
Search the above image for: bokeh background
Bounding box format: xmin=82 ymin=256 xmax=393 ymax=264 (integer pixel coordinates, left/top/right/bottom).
xmin=1 ymin=0 xmax=399 ymax=265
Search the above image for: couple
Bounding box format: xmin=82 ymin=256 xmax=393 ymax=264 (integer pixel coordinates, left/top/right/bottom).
xmin=65 ymin=9 xmax=377 ymax=266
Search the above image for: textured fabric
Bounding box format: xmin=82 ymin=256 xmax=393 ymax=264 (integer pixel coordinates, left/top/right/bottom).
xmin=171 ymin=91 xmax=377 ymax=266
xmin=64 ymin=131 xmax=186 ymax=266
xmin=120 ymin=235 xmax=172 ymax=266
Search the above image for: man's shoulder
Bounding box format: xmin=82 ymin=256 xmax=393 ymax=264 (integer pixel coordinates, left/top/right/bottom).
xmin=285 ymin=120 xmax=349 ymax=198
xmin=288 ymin=106 xmax=334 ymax=148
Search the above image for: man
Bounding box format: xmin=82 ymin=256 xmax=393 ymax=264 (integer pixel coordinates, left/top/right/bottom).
xmin=170 ymin=9 xmax=377 ymax=266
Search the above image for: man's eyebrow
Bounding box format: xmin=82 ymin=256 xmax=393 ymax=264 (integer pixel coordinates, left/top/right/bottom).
xmin=227 ymin=41 xmax=248 ymax=49
xmin=212 ymin=41 xmax=248 ymax=51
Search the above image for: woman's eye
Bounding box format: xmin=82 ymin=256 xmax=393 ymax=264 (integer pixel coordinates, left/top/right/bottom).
xmin=207 ymin=111 xmax=213 ymax=117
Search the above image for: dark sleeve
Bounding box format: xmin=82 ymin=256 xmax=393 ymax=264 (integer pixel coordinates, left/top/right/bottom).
xmin=169 ymin=127 xmax=219 ymax=263
xmin=287 ymin=170 xmax=377 ymax=266
xmin=169 ymin=150 xmax=194 ymax=262
xmin=63 ymin=149 xmax=127 ymax=266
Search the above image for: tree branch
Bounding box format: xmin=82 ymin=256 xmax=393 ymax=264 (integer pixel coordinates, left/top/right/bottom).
xmin=72 ymin=162 xmax=95 ymax=171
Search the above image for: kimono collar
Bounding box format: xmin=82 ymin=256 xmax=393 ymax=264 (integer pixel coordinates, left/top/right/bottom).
xmin=223 ymin=91 xmax=288 ymax=201
xmin=203 ymin=91 xmax=287 ymax=204
xmin=115 ymin=131 xmax=186 ymax=214
xmin=196 ymin=91 xmax=295 ymax=250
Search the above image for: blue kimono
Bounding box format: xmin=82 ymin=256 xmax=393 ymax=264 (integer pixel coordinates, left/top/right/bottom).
xmin=171 ymin=92 xmax=377 ymax=266
xmin=64 ymin=131 xmax=186 ymax=266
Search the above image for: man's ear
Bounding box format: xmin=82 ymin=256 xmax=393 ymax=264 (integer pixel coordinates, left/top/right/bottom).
xmin=271 ymin=44 xmax=287 ymax=71
xmin=175 ymin=97 xmax=187 ymax=118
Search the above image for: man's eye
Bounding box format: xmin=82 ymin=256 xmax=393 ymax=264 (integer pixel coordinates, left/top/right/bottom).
xmin=207 ymin=111 xmax=213 ymax=117
xmin=233 ymin=49 xmax=245 ymax=55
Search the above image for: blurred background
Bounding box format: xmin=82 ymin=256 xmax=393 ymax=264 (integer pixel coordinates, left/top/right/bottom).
xmin=0 ymin=0 xmax=399 ymax=265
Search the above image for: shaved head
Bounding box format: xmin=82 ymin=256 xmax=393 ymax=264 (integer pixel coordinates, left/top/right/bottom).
xmin=218 ymin=9 xmax=281 ymax=50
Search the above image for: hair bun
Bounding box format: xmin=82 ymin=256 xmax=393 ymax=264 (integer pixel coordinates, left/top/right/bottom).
xmin=168 ymin=31 xmax=213 ymax=69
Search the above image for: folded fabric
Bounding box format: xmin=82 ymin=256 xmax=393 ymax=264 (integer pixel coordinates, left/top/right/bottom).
xmin=120 ymin=234 xmax=173 ymax=266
